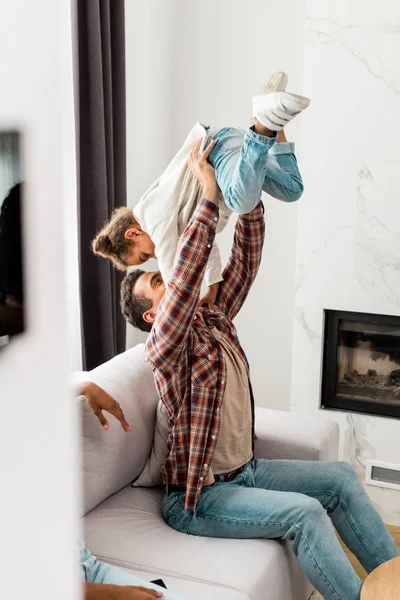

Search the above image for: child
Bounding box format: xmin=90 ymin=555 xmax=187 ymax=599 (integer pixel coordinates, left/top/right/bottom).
xmin=92 ymin=72 xmax=309 ymax=298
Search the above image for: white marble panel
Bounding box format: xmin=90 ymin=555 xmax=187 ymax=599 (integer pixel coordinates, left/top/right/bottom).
xmin=292 ymin=0 xmax=400 ymax=524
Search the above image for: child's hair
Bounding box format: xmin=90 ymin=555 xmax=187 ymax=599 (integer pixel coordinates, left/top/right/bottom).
xmin=92 ymin=207 xmax=139 ymax=271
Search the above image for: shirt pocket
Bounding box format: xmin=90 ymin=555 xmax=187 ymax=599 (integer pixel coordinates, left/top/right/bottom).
xmin=191 ymin=343 xmax=218 ymax=388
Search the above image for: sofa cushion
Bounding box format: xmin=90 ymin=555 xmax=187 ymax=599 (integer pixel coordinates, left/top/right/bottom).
xmin=74 ymin=344 xmax=159 ymax=514
xmin=254 ymin=407 xmax=339 ymax=462
xmin=83 ymin=486 xmax=313 ymax=600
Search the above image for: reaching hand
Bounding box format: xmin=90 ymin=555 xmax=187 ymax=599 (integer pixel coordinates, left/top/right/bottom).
xmin=187 ymin=138 xmax=217 ymax=190
xmin=199 ymin=283 xmax=219 ymax=312
xmin=85 ymin=583 xmax=163 ymax=599
xmin=80 ymin=382 xmax=131 ymax=432
xmin=124 ymin=588 xmax=163 ymax=599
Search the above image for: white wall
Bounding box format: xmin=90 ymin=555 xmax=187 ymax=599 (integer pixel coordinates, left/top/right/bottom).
xmin=291 ymin=0 xmax=400 ymax=525
xmin=0 ymin=0 xmax=79 ymax=598
xmin=125 ymin=0 xmax=306 ymax=411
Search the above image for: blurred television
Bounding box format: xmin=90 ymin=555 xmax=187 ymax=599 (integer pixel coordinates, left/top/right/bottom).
xmin=0 ymin=132 xmax=24 ymax=349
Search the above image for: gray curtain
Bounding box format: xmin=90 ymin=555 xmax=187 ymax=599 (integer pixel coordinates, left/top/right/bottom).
xmin=77 ymin=0 xmax=126 ymax=370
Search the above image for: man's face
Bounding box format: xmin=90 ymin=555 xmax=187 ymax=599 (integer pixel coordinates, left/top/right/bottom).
xmin=133 ymin=271 xmax=166 ymax=326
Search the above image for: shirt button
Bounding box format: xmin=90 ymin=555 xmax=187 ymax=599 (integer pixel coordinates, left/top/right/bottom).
xmin=199 ymin=476 xmax=204 ymax=481
xmin=208 ymin=355 xmax=212 ymax=360
xmin=213 ymin=217 xmax=218 ymax=222
xmin=203 ymin=464 xmax=208 ymax=469
xmin=194 ymin=315 xmax=197 ymax=320
xmin=221 ymin=380 xmax=225 ymax=384
xmin=216 ymin=408 xmax=220 ymax=412
xmin=207 ymin=244 xmax=211 ymax=248
xmin=212 ymin=435 xmax=216 ymax=440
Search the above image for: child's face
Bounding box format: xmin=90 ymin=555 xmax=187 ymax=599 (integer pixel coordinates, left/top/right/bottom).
xmin=123 ymin=228 xmax=156 ymax=267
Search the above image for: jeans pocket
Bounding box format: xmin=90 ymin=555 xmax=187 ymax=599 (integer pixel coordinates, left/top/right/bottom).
xmin=212 ymin=127 xmax=244 ymax=154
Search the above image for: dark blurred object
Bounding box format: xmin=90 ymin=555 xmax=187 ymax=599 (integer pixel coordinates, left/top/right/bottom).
xmin=150 ymin=579 xmax=168 ymax=590
xmin=0 ymin=182 xmax=24 ymax=339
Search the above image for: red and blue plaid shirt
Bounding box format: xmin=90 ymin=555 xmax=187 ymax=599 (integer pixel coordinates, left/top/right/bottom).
xmin=146 ymin=198 xmax=265 ymax=512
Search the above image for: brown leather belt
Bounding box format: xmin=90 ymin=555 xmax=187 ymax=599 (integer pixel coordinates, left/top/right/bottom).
xmin=167 ymin=465 xmax=245 ymax=495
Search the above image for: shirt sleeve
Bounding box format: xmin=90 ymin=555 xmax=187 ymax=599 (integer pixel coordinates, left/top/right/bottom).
xmin=146 ymin=198 xmax=219 ymax=371
xmin=216 ymin=201 xmax=265 ymax=321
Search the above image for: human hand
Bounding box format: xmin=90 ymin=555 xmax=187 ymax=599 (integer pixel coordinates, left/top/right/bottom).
xmin=187 ymin=138 xmax=217 ymax=191
xmin=199 ymin=283 xmax=219 ymax=312
xmin=124 ymin=588 xmax=162 ymax=599
xmin=79 ymin=382 xmax=131 ymax=432
xmin=85 ymin=583 xmax=163 ymax=599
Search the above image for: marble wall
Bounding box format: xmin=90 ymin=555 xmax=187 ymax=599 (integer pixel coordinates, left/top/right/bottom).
xmin=291 ymin=0 xmax=400 ymax=525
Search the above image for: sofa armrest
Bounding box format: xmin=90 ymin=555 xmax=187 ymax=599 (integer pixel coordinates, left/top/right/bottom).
xmin=255 ymin=407 xmax=339 ymax=462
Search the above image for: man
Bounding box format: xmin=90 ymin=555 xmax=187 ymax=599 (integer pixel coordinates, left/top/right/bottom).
xmin=92 ymin=143 xmax=398 ymax=600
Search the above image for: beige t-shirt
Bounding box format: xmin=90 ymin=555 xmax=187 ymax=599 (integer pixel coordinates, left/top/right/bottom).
xmin=205 ymin=328 xmax=253 ymax=484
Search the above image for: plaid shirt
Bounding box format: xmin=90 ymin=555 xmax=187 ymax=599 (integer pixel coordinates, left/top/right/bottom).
xmin=145 ymin=198 xmax=265 ymax=512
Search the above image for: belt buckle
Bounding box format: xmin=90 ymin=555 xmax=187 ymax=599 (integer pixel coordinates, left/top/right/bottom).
xmin=214 ymin=466 xmax=242 ymax=483
xmin=227 ymin=467 xmax=239 ymax=482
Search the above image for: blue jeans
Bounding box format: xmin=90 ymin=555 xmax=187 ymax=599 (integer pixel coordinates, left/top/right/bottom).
xmin=206 ymin=126 xmax=303 ymax=213
xmin=163 ymin=460 xmax=399 ymax=600
xmin=79 ymin=542 xmax=185 ymax=600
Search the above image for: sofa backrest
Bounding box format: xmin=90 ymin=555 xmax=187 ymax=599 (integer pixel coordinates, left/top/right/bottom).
xmin=74 ymin=344 xmax=159 ymax=515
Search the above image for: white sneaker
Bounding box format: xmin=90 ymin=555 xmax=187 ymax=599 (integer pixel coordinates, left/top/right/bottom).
xmin=252 ymin=90 xmax=310 ymax=131
xmin=250 ymin=72 xmax=288 ymax=125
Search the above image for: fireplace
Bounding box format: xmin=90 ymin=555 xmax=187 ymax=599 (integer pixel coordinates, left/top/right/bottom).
xmin=321 ymin=310 xmax=400 ymax=419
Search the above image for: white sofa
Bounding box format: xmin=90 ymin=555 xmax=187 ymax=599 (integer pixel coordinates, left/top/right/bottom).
xmin=77 ymin=344 xmax=339 ymax=600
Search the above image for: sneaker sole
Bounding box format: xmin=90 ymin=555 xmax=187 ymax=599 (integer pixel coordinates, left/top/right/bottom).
xmin=259 ymin=71 xmax=288 ymax=94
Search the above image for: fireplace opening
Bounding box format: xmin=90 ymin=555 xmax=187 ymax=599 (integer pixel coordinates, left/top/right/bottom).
xmin=321 ymin=310 xmax=400 ymax=419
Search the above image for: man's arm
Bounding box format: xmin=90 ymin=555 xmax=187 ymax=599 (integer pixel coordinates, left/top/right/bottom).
xmin=146 ymin=138 xmax=219 ymax=371
xmin=146 ymin=196 xmax=218 ymax=371
xmin=216 ymin=201 xmax=265 ymax=321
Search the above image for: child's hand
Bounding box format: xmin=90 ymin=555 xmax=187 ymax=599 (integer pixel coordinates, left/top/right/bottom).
xmin=199 ymin=283 xmax=219 ymax=312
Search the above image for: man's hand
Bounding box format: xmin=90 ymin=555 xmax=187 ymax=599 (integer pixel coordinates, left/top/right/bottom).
xmin=187 ymin=138 xmax=218 ymax=202
xmin=79 ymin=382 xmax=131 ymax=432
xmin=85 ymin=583 xmax=163 ymax=599
xmin=199 ymin=283 xmax=219 ymax=312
